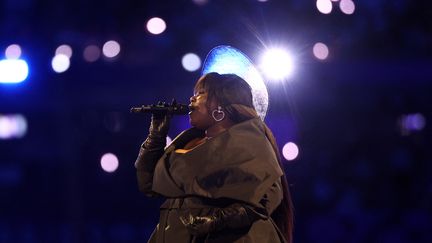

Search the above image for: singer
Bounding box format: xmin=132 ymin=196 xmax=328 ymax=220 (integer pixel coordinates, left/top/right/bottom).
xmin=134 ymin=73 xmax=294 ymax=243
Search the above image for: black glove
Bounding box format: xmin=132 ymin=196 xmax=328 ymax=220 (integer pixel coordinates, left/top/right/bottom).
xmin=179 ymin=203 xmax=262 ymax=236
xmin=142 ymin=112 xmax=171 ymax=150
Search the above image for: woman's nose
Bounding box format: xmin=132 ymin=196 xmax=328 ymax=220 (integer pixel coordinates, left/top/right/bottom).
xmin=190 ymin=96 xmax=196 ymax=103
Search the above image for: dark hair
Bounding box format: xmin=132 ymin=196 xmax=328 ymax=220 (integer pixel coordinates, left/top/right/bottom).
xmin=194 ymin=72 xmax=256 ymax=123
xmin=195 ymin=72 xmax=294 ymax=242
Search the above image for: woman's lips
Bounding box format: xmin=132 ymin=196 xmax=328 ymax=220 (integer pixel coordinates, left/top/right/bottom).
xmin=188 ymin=105 xmax=196 ymax=115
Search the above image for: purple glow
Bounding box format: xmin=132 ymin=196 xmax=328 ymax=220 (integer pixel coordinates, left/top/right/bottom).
xmin=0 ymin=114 xmax=28 ymax=139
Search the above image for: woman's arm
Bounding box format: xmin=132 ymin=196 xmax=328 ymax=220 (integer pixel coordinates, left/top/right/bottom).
xmin=135 ymin=114 xmax=171 ymax=196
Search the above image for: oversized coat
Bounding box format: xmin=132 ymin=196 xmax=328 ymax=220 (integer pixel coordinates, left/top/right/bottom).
xmin=135 ymin=118 xmax=287 ymax=243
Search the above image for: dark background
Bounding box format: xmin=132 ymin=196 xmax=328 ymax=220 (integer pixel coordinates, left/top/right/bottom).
xmin=1 ymin=0 xmax=431 ymax=242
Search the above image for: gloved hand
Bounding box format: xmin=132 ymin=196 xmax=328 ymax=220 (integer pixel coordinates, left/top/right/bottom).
xmin=142 ymin=111 xmax=171 ymax=150
xmin=179 ymin=203 xmax=262 ymax=236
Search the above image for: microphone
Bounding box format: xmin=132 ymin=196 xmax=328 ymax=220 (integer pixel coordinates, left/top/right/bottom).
xmin=130 ymin=99 xmax=190 ymax=115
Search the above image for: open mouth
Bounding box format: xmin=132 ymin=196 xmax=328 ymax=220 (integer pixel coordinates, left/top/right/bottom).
xmin=188 ymin=105 xmax=196 ymax=115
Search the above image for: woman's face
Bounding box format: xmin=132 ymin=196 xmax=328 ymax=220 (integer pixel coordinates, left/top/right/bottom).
xmin=188 ymin=83 xmax=215 ymax=130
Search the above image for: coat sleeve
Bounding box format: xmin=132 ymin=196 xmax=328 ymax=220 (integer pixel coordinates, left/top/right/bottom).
xmin=259 ymin=177 xmax=283 ymax=215
xmin=135 ymin=144 xmax=164 ymax=197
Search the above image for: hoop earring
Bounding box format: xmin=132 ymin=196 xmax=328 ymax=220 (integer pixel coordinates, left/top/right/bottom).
xmin=212 ymin=106 xmax=225 ymax=122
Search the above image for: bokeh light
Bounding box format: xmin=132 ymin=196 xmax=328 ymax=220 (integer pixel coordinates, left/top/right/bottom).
xmin=83 ymin=45 xmax=101 ymax=62
xmin=282 ymin=142 xmax=299 ymax=161
xmin=51 ymin=54 xmax=70 ymax=73
xmin=313 ymin=42 xmax=330 ymax=60
xmin=55 ymin=44 xmax=73 ymax=58
xmin=0 ymin=59 xmax=29 ymax=83
xmin=192 ymin=0 xmax=209 ymax=5
xmin=100 ymin=153 xmax=119 ymax=173
xmin=399 ymin=113 xmax=426 ymax=135
xmin=146 ymin=17 xmax=167 ymax=35
xmin=0 ymin=114 xmax=28 ymax=139
xmin=339 ymin=0 xmax=355 ymax=15
xmin=181 ymin=53 xmax=201 ymax=72
xmin=5 ymin=44 xmax=22 ymax=59
xmin=260 ymin=48 xmax=294 ymax=80
xmin=102 ymin=40 xmax=121 ymax=58
xmin=316 ymin=0 xmax=333 ymax=14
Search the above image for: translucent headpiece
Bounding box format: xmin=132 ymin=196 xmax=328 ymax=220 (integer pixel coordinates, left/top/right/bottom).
xmin=202 ymin=45 xmax=269 ymax=120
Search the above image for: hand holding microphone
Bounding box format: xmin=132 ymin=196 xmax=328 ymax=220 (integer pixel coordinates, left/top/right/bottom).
xmin=132 ymin=99 xmax=187 ymax=149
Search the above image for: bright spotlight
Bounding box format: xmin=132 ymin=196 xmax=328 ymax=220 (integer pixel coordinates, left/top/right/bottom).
xmin=260 ymin=48 xmax=294 ymax=80
xmin=146 ymin=17 xmax=167 ymax=35
xmin=102 ymin=40 xmax=121 ymax=58
xmin=83 ymin=45 xmax=101 ymax=62
xmin=181 ymin=53 xmax=201 ymax=72
xmin=282 ymin=142 xmax=299 ymax=161
xmin=55 ymin=44 xmax=73 ymax=58
xmin=0 ymin=59 xmax=29 ymax=83
xmin=0 ymin=114 xmax=28 ymax=139
xmin=339 ymin=0 xmax=355 ymax=15
xmin=51 ymin=54 xmax=70 ymax=73
xmin=5 ymin=44 xmax=22 ymax=59
xmin=100 ymin=153 xmax=119 ymax=173
xmin=313 ymin=42 xmax=329 ymax=60
xmin=316 ymin=0 xmax=333 ymax=14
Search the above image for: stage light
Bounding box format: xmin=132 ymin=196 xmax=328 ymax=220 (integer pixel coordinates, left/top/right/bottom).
xmin=313 ymin=42 xmax=329 ymax=60
xmin=259 ymin=48 xmax=294 ymax=81
xmin=0 ymin=114 xmax=28 ymax=140
xmin=282 ymin=142 xmax=299 ymax=161
xmin=0 ymin=59 xmax=29 ymax=83
xmin=5 ymin=44 xmax=22 ymax=59
xmin=339 ymin=0 xmax=355 ymax=15
xmin=83 ymin=45 xmax=101 ymax=62
xmin=399 ymin=113 xmax=426 ymax=135
xmin=55 ymin=44 xmax=73 ymax=58
xmin=181 ymin=53 xmax=201 ymax=72
xmin=51 ymin=54 xmax=70 ymax=73
xmin=257 ymin=0 xmax=269 ymax=2
xmin=192 ymin=0 xmax=208 ymax=5
xmin=101 ymin=153 xmax=119 ymax=173
xmin=102 ymin=40 xmax=121 ymax=58
xmin=146 ymin=17 xmax=167 ymax=35
xmin=316 ymin=0 xmax=333 ymax=14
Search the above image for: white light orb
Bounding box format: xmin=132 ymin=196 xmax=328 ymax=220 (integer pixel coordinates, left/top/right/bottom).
xmin=146 ymin=17 xmax=167 ymax=35
xmin=313 ymin=42 xmax=330 ymax=60
xmin=5 ymin=44 xmax=22 ymax=59
xmin=316 ymin=0 xmax=333 ymax=14
xmin=339 ymin=0 xmax=355 ymax=15
xmin=51 ymin=54 xmax=70 ymax=73
xmin=260 ymin=48 xmax=294 ymax=81
xmin=100 ymin=153 xmax=119 ymax=173
xmin=282 ymin=142 xmax=299 ymax=161
xmin=181 ymin=53 xmax=201 ymax=72
xmin=102 ymin=40 xmax=121 ymax=58
xmin=55 ymin=44 xmax=73 ymax=58
xmin=0 ymin=59 xmax=29 ymax=83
